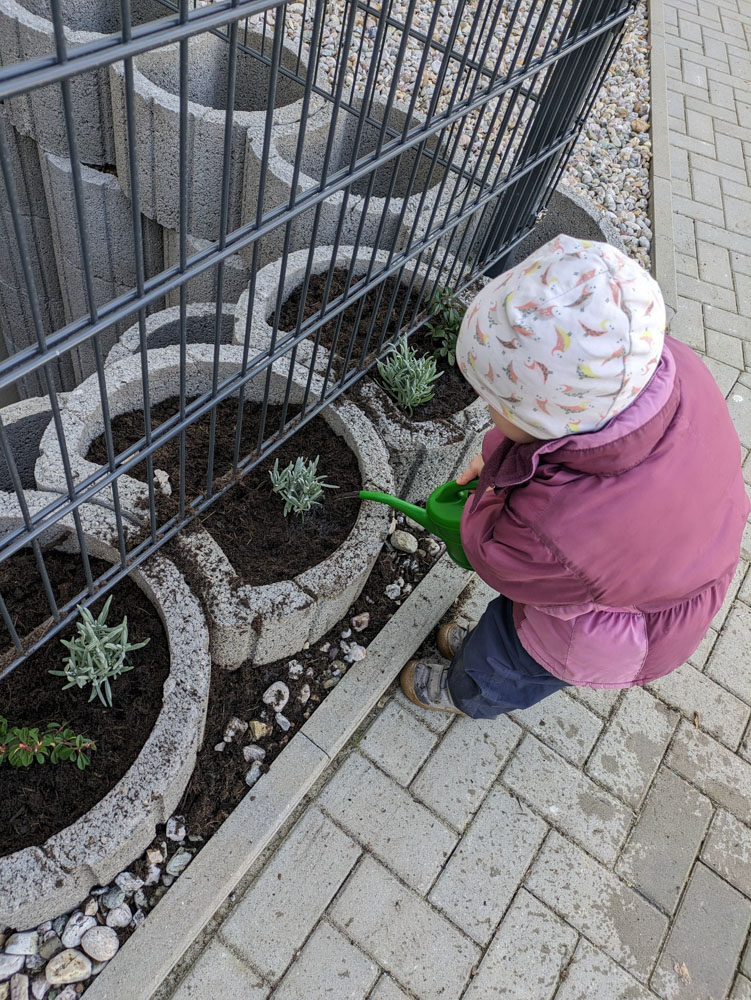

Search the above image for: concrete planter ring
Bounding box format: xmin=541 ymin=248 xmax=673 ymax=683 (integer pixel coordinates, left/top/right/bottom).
xmin=34 ymin=345 xmax=394 ymax=668
xmin=0 ymin=394 xmax=61 ymax=494
xmin=0 ymin=0 xmax=168 ymax=164
xmin=233 ymin=244 xmax=491 ymax=503
xmin=240 ymin=97 xmax=467 ymax=272
xmin=110 ymin=30 xmax=323 ymax=242
xmin=0 ymin=496 xmax=211 ymax=931
xmin=105 ymin=302 xmax=236 ymax=368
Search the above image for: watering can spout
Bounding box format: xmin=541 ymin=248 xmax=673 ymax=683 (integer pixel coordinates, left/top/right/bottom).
xmin=357 ymin=491 xmax=430 ymax=529
xmin=351 ymin=479 xmax=478 ymax=570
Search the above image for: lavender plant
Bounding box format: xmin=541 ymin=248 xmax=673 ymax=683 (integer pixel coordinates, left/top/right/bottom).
xmin=269 ymin=455 xmax=338 ymax=523
xmin=0 ymin=716 xmax=96 ymax=769
xmin=377 ymin=338 xmax=443 ymax=414
xmin=49 ymin=595 xmax=150 ymax=708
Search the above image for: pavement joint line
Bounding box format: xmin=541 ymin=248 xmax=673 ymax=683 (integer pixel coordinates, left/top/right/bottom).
xmin=82 ymin=553 xmax=473 ymax=1000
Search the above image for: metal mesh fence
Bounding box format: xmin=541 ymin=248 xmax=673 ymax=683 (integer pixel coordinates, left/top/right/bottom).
xmin=0 ymin=0 xmax=636 ymax=676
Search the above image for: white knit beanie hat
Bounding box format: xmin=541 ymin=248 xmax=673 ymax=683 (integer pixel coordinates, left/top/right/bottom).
xmin=456 ymin=234 xmax=666 ymax=439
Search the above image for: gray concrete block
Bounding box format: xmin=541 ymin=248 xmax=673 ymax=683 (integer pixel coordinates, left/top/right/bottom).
xmin=0 ymin=0 xmax=167 ymax=164
xmin=410 ymin=714 xmax=520 ymax=832
xmin=317 ymin=752 xmax=457 ymax=893
xmin=370 ymin=977 xmax=410 ymax=1000
xmin=567 ymin=685 xmax=621 ymax=717
xmin=527 ymin=832 xmax=668 ymax=981
xmin=0 ymin=498 xmax=211 ymax=930
xmin=511 ymin=690 xmax=604 ymax=766
xmin=104 ymin=302 xmax=235 ymax=368
xmin=219 ymin=806 xmax=361 ymax=982
xmin=733 ymin=976 xmax=751 ymax=1000
xmin=555 ymin=940 xmax=658 ymax=1000
xmin=666 ymin=720 xmax=751 ymax=824
xmin=110 ymin=30 xmax=318 ymax=241
xmin=162 ymin=229 xmax=252 ymax=309
xmin=39 ymin=150 xmax=165 ymax=383
xmin=463 ymin=890 xmax=577 ymax=1000
xmin=234 ymin=244 xmax=491 ymax=503
xmin=0 ymin=395 xmax=55 ymax=491
xmin=329 ymin=856 xmax=481 ymax=1000
xmin=0 ymin=117 xmax=70 ymax=396
xmin=585 ymin=687 xmax=678 ymax=809
xmin=616 ymin=768 xmax=713 ymax=915
xmin=648 ymin=662 xmax=750 ymax=750
xmin=428 ymin=786 xmax=547 ymax=946
xmin=170 ymin=941 xmax=268 ymax=1000
xmin=360 ymin=699 xmax=438 ymax=786
xmin=702 ymin=808 xmax=751 ymax=898
xmin=651 ymin=864 xmax=751 ymax=1000
xmin=271 ymin=922 xmax=379 ymax=1000
xmin=504 ymin=735 xmax=633 ymax=867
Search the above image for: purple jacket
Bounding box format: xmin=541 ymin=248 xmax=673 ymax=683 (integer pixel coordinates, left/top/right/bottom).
xmin=460 ymin=337 xmax=750 ymax=687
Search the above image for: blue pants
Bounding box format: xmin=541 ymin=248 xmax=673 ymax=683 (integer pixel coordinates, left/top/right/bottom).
xmin=447 ymin=594 xmax=570 ymax=719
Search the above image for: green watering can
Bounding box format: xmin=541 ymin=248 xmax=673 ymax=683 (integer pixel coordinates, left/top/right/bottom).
xmin=344 ymin=478 xmax=479 ymax=570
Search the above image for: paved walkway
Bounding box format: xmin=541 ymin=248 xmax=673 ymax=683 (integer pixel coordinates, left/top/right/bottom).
xmin=155 ymin=1 xmax=751 ymax=997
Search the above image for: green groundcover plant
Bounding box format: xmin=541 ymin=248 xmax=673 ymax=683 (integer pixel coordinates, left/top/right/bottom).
xmin=269 ymin=454 xmax=338 ymax=523
xmin=0 ymin=716 xmax=95 ymax=769
xmin=49 ymin=595 xmax=149 ymax=708
xmin=378 ymin=338 xmax=442 ymax=414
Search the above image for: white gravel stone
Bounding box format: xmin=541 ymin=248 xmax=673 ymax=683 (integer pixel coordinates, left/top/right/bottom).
xmin=298 ymin=683 xmax=311 ymax=705
xmin=275 ymin=713 xmax=291 ymax=732
xmin=263 ymin=682 xmax=290 ymax=712
xmin=80 ymin=927 xmax=119 ymax=963
xmin=114 ymin=872 xmax=143 ymax=895
xmin=222 ymin=717 xmax=249 ymax=743
xmin=4 ymin=934 xmax=38 ymax=957
xmin=391 ymin=530 xmax=418 ymax=554
xmin=9 ymin=975 xmax=28 ymax=1000
xmin=30 ymin=975 xmax=49 ymax=999
xmin=44 ymin=950 xmax=92 ymax=985
xmin=0 ymin=957 xmax=23 ymax=982
xmin=245 ymin=761 xmax=263 ymax=787
xmin=385 ymin=583 xmax=401 ymax=600
xmin=345 ymin=643 xmax=367 ymax=663
xmin=351 ymin=612 xmax=370 ymax=631
xmin=104 ymin=904 xmax=132 ymax=929
xmin=60 ymin=914 xmax=96 ymax=950
xmin=243 ymin=745 xmax=267 ymax=763
xmin=288 ymin=659 xmax=304 ymax=679
xmin=166 ymin=815 xmax=186 ymax=842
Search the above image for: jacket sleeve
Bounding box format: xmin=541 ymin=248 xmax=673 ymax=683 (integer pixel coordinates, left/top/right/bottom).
xmin=461 ymin=488 xmax=592 ymax=606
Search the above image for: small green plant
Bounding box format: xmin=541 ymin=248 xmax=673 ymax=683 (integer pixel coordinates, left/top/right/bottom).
xmin=377 ymin=338 xmax=443 ymax=414
xmin=427 ymin=286 xmax=464 ymax=366
xmin=49 ymin=595 xmax=150 ymax=708
xmin=269 ymin=455 xmax=338 ymax=522
xmin=0 ymin=716 xmax=96 ymax=769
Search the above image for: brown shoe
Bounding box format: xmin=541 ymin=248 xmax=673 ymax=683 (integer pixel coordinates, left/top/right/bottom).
xmin=400 ymin=659 xmax=465 ymax=715
xmin=436 ymin=620 xmax=476 ymax=659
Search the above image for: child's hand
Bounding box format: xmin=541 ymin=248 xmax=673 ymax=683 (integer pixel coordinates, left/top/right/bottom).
xmin=456 ymin=454 xmax=485 ymax=485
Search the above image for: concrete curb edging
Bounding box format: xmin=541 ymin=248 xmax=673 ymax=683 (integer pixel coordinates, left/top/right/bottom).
xmin=647 ymin=0 xmax=678 ymax=326
xmin=34 ymin=345 xmax=394 ymax=667
xmin=233 ymin=244 xmax=491 ymax=503
xmin=0 ymin=496 xmax=212 ymax=931
xmin=81 ymin=554 xmax=473 ymax=1000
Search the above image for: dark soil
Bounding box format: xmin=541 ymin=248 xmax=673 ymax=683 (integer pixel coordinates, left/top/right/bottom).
xmin=274 ymin=270 xmax=476 ymax=422
xmin=176 ymin=522 xmax=441 ymax=838
xmin=0 ymin=551 xmax=169 ymax=857
xmin=86 ymin=399 xmax=361 ymax=586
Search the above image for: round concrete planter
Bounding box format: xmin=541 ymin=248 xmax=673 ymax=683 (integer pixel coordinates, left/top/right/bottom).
xmin=0 ymin=395 xmax=57 ymax=493
xmin=105 ymin=302 xmax=236 ymax=368
xmin=35 ymin=345 xmax=394 ymax=668
xmin=162 ymin=229 xmax=252 ymax=309
xmin=240 ymin=98 xmax=462 ymax=272
xmin=110 ymin=30 xmax=322 ymax=242
xmin=0 ymin=495 xmax=211 ymax=931
xmin=233 ymin=244 xmax=491 ymax=503
xmin=0 ymin=0 xmax=167 ymax=164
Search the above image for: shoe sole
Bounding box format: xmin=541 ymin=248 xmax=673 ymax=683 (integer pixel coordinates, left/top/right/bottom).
xmin=400 ymin=660 xmax=464 ymax=715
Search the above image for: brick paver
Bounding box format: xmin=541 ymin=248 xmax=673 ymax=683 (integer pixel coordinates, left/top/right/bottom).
xmin=158 ymin=0 xmax=751 ymax=995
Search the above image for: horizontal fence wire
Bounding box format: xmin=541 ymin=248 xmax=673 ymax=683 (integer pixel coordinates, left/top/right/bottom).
xmin=0 ymin=0 xmax=637 ymax=678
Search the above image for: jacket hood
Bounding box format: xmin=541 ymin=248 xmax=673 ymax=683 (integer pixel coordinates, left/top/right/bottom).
xmin=471 ymin=340 xmax=678 ymax=511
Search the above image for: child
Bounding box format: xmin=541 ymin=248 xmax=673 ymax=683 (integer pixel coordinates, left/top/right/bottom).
xmin=401 ymin=234 xmax=750 ymax=717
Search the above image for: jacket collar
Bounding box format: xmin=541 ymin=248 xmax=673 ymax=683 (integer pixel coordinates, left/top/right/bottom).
xmin=471 ymin=343 xmax=679 ymax=510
